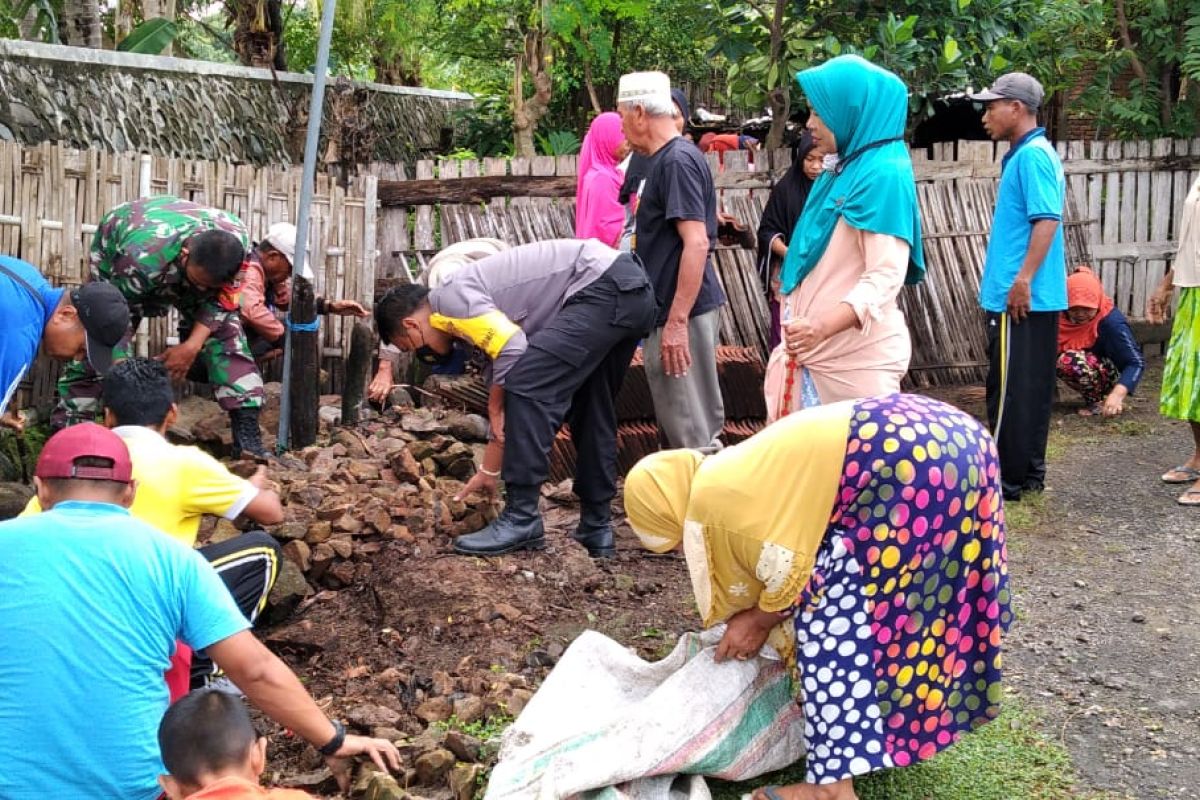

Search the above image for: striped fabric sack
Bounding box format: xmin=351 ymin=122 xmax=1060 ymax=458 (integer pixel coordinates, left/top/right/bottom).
xmin=484 ymin=626 xmax=805 ymax=800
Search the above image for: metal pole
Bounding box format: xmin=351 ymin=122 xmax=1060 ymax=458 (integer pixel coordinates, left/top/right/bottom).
xmin=277 ymin=0 xmax=338 ymax=452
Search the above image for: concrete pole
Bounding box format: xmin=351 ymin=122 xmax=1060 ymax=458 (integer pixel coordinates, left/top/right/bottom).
xmin=276 ymin=0 xmax=337 ymax=451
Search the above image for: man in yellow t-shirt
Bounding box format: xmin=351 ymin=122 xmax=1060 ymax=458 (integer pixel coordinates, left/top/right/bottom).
xmin=25 ymin=357 xmax=285 ymax=689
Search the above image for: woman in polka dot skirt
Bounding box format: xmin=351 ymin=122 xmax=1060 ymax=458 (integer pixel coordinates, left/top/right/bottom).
xmin=624 ymin=393 xmax=1011 ymax=800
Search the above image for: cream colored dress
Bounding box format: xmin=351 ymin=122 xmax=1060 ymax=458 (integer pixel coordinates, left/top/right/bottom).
xmin=763 ymin=219 xmax=912 ymax=421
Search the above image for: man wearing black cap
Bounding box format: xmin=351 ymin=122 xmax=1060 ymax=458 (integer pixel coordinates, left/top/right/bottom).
xmin=0 ymin=254 xmax=128 ymax=432
xmin=970 ymin=71 xmax=1067 ymax=502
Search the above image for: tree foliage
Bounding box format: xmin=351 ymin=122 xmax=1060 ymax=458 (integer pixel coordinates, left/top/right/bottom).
xmin=1077 ymin=0 xmax=1200 ymax=138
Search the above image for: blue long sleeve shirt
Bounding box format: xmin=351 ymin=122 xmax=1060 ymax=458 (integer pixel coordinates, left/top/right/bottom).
xmin=1091 ymin=307 xmax=1145 ymax=394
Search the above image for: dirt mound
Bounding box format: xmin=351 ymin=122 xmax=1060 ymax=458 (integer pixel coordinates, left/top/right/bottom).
xmin=226 ymin=402 xmax=696 ymax=798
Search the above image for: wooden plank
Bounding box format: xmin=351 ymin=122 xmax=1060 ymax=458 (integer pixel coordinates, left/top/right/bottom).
xmin=412 ymin=160 xmax=436 ymax=250
xmin=1090 ymin=241 xmax=1177 ymax=260
xmin=1115 ymin=140 xmax=1139 ymax=312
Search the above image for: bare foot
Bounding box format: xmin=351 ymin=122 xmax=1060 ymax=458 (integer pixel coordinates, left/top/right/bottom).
xmin=1076 ymin=404 xmax=1100 ymax=417
xmin=751 ymin=779 xmax=857 ymax=800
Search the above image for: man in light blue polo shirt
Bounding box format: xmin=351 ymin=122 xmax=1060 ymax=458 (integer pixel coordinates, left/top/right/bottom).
xmin=972 ymin=72 xmax=1067 ymax=502
xmin=0 ymin=423 xmax=400 ymax=799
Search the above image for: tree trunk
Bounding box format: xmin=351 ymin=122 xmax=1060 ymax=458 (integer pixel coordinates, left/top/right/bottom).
xmin=373 ymin=55 xmax=421 ymax=86
xmin=230 ymin=0 xmax=278 ymax=68
xmin=512 ymin=27 xmax=552 ymax=158
xmin=268 ymin=0 xmax=286 ymax=70
xmin=113 ymin=0 xmax=136 ymax=45
xmin=764 ymin=0 xmax=789 ymax=150
xmin=62 ymin=0 xmax=103 ymax=48
xmin=583 ymin=57 xmax=602 ymax=114
xmin=287 ymin=276 xmax=320 ymax=449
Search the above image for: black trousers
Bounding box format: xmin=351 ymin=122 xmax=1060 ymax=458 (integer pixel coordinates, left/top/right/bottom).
xmin=502 ymin=254 xmax=658 ymax=505
xmin=985 ymin=311 xmax=1059 ymax=500
xmin=190 ymin=530 xmax=282 ymax=687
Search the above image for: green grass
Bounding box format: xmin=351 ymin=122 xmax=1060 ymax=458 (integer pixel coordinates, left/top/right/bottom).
xmin=710 ymin=702 xmax=1113 ymax=800
xmin=1003 ymin=489 xmax=1049 ymax=536
xmin=436 ymin=712 xmax=515 ymax=743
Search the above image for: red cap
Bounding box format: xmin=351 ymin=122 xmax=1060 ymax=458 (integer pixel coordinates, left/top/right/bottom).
xmin=35 ymin=423 xmax=133 ymax=482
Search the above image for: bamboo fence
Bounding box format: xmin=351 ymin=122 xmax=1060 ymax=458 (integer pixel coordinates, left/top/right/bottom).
xmin=0 ymin=141 xmax=378 ymax=410
xmin=367 ymin=137 xmax=1200 ymax=388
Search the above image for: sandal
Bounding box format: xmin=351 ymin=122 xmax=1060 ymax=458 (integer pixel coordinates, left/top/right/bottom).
xmin=751 ymin=788 xmax=786 ymax=800
xmin=1178 ymin=488 xmax=1200 ymax=507
xmin=1162 ymin=466 xmax=1200 ymax=484
xmin=1077 ymin=404 xmax=1101 ymax=417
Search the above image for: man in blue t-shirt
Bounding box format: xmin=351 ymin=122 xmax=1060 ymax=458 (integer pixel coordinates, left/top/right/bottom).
xmin=0 ymin=255 xmax=129 ymax=430
xmin=971 ymin=72 xmax=1068 ymax=502
xmin=0 ymin=424 xmax=401 ymax=800
xmin=618 ymin=70 xmax=727 ymax=452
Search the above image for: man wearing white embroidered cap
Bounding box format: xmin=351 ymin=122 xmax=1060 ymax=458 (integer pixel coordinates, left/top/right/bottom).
xmin=238 ymin=222 xmax=369 ymax=357
xmin=617 ymin=70 xmax=726 ymax=452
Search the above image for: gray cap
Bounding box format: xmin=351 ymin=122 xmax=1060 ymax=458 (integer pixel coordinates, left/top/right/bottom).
xmin=969 ymin=72 xmax=1044 ymax=109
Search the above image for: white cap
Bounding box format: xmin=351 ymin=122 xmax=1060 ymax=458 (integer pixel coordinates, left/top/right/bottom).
xmin=617 ymin=71 xmax=671 ymax=105
xmin=264 ymin=221 xmax=314 ymax=280
xmin=264 ymin=222 xmax=297 ymax=262
xmin=423 ymin=238 xmax=510 ymax=289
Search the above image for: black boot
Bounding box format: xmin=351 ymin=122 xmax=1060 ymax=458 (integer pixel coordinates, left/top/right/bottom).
xmin=229 ymin=408 xmax=270 ymax=460
xmin=453 ymin=483 xmax=545 ymax=556
xmin=573 ymin=501 xmax=616 ymax=559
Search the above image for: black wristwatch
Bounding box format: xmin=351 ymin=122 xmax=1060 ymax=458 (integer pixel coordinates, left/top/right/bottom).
xmin=317 ymin=720 xmax=346 ymax=756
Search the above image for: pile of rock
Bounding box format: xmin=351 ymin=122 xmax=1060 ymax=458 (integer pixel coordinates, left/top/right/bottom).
xmin=272 ymin=660 xmax=538 ymax=800
xmin=227 ymin=406 xmax=500 ymax=616
xmin=341 ymin=663 xmax=535 ymax=800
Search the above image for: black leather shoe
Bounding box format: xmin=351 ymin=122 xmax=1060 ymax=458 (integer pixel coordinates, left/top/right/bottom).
xmin=573 ymin=502 xmax=616 ymax=559
xmin=453 ymin=483 xmax=545 ymax=555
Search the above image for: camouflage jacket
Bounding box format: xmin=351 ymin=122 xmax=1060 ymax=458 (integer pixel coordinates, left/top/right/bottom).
xmin=89 ymin=195 xmax=250 ymax=329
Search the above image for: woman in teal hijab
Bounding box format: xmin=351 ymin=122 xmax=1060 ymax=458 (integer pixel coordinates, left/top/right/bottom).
xmin=763 ymin=55 xmax=927 ymax=423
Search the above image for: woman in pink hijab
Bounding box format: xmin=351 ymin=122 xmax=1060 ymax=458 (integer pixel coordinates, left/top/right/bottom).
xmin=575 ymin=112 xmax=628 ymax=247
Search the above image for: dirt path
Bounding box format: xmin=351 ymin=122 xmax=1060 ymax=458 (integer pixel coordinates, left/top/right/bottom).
xmin=1001 ymin=364 xmax=1200 ymax=799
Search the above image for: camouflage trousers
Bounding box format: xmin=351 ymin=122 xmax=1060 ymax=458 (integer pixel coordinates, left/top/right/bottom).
xmin=54 ymin=313 xmax=265 ymax=428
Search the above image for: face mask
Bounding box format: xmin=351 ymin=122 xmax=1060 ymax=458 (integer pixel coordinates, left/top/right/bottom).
xmin=821 ymin=152 xmax=840 ymax=172
xmin=414 ymin=345 xmax=453 ymax=366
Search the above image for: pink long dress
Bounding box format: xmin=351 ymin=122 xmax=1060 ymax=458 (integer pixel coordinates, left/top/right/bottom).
xmin=763 ymin=218 xmax=912 ymax=421
xmin=575 ymin=113 xmax=626 ymax=247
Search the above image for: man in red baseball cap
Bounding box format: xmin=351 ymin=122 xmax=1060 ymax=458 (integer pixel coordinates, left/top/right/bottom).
xmin=0 ymin=424 xmax=400 ymax=800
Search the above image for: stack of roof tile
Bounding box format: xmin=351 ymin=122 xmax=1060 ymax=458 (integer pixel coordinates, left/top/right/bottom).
xmin=429 ymin=345 xmax=771 ymax=483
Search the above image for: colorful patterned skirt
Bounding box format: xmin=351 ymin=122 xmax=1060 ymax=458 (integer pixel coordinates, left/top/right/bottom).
xmin=1161 ymin=286 xmax=1200 ymax=423
xmin=791 ymin=393 xmax=1011 ymax=783
xmin=1056 ymin=349 xmax=1118 ymax=408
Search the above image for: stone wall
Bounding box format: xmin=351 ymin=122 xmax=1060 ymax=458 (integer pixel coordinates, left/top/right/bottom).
xmin=0 ymin=40 xmax=472 ymax=166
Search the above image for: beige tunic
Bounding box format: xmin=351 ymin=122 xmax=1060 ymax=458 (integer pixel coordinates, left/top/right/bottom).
xmin=764 ymin=219 xmax=911 ymax=421
xmin=1172 ymin=177 xmax=1200 ymax=287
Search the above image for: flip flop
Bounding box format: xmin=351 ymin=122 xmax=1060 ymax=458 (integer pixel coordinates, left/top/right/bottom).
xmin=1177 ymin=488 xmax=1200 ymax=507
xmin=751 ymin=787 xmax=787 ymax=800
xmin=1162 ymin=466 xmax=1200 ymax=484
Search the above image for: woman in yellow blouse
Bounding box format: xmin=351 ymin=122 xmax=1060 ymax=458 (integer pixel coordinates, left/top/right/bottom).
xmin=625 ymin=393 xmax=1011 ymax=800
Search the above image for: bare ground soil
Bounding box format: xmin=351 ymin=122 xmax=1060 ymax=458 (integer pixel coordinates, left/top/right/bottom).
xmin=261 ymin=359 xmax=1200 ymax=798
xmin=995 ymin=361 xmax=1200 ymax=799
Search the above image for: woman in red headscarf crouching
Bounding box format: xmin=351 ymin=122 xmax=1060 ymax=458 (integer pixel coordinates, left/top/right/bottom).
xmin=1056 ymin=266 xmax=1145 ymax=417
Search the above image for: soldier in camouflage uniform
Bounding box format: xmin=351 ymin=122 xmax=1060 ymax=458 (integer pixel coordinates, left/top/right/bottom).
xmin=57 ymin=195 xmax=270 ymax=457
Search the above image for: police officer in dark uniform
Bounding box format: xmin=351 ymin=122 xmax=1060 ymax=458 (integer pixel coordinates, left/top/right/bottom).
xmin=375 ymin=238 xmax=657 ymax=558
